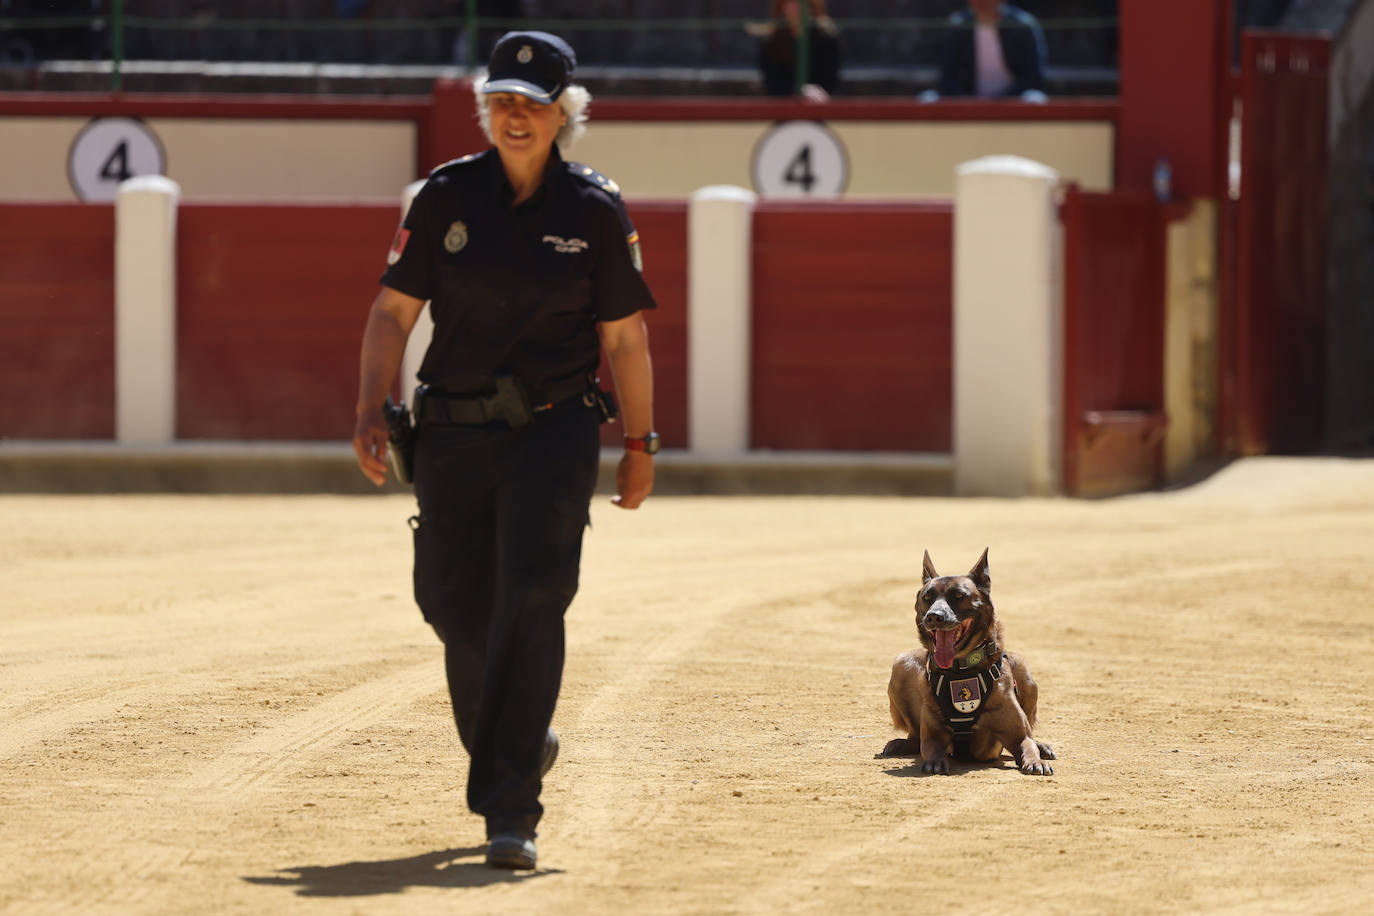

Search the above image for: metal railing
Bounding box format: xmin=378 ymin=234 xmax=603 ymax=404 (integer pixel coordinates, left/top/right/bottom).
xmin=0 ymin=3 xmax=1119 ymax=94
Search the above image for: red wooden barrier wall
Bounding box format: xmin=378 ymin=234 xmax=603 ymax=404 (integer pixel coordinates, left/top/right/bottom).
xmin=750 ymin=201 xmax=953 ymax=452
xmin=177 ymin=200 xmax=689 ymax=444
xmin=0 ymin=203 xmax=115 ymax=438
xmin=597 ymin=201 xmax=689 ymax=449
xmin=0 ymin=90 xmax=1108 ymax=455
xmin=0 ymin=198 xmax=689 ymax=445
xmin=1061 ymin=187 xmax=1167 ymax=496
xmin=0 ymin=198 xmax=952 ymax=454
xmin=175 ymin=203 xmax=397 ymax=440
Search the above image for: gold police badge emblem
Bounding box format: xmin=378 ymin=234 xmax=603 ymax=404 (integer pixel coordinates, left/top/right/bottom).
xmin=517 ymin=45 xmax=534 ymax=64
xmin=443 ymin=221 xmax=468 ymax=254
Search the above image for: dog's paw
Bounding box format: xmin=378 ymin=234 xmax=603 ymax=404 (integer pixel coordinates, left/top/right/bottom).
xmin=878 ymin=738 xmax=920 ymax=759
xmin=920 ymin=757 xmax=950 ymax=775
xmin=1020 ymin=758 xmax=1054 ymax=776
xmin=1036 ymin=741 xmax=1056 ymax=760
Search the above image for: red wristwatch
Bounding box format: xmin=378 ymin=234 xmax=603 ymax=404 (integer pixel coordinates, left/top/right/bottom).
xmin=623 ymin=432 xmax=661 ymax=455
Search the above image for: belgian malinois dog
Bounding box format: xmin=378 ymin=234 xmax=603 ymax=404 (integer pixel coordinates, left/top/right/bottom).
xmin=883 ymin=549 xmax=1055 ymax=775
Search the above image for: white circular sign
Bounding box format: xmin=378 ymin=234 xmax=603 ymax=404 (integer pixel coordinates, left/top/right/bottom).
xmin=751 ymin=120 xmax=848 ymax=197
xmin=68 ymin=117 xmax=167 ymax=202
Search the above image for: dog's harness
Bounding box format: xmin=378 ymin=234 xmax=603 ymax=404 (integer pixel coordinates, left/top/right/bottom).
xmin=925 ymin=639 xmax=1009 ymax=761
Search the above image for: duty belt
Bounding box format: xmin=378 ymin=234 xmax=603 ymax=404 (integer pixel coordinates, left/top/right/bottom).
xmin=415 ymin=374 xmax=594 ymax=428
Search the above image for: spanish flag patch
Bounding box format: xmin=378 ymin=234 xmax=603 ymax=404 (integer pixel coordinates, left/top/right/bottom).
xmin=387 ymin=226 xmax=410 ymax=266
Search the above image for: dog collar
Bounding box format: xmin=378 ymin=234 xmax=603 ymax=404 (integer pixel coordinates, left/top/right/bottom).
xmin=925 ymin=638 xmax=1000 ymax=673
xmin=955 ymin=639 xmax=1000 ymax=671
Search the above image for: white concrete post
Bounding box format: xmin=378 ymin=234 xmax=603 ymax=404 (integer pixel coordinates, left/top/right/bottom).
xmin=953 ymin=156 xmax=1063 ymax=496
xmin=397 ymin=179 xmax=432 ymax=405
xmin=115 ymin=175 xmax=180 ymax=444
xmin=688 ymin=185 xmax=757 ymax=453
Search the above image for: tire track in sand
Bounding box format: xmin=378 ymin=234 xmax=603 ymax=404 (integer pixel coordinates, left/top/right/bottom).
xmin=0 ymin=652 xmax=439 ymax=763
xmin=7 ymin=661 xmax=445 ymax=916
xmin=0 ymin=676 xmax=170 ymax=761
xmin=183 ymin=660 xmax=443 ymax=794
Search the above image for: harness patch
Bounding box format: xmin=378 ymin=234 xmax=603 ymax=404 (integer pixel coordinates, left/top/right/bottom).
xmin=950 ymin=676 xmax=982 ymax=713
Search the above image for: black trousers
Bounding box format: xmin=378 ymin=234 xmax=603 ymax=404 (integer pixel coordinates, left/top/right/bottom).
xmin=411 ymin=398 xmax=601 ymax=839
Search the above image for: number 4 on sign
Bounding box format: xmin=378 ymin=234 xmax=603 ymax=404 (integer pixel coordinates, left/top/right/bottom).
xmin=68 ymin=117 xmax=167 ymax=202
xmin=751 ymin=120 xmax=848 ymax=197
xmin=100 ymin=142 xmax=134 ymax=183
xmin=784 ymin=145 xmax=816 ymax=192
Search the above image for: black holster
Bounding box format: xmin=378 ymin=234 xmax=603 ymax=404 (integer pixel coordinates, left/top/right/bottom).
xmin=590 ymin=383 xmax=618 ymax=424
xmin=383 ymin=396 xmax=416 ymax=484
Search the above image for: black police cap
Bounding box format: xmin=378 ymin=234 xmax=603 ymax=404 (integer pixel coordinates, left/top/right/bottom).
xmin=482 ymin=31 xmax=577 ymax=104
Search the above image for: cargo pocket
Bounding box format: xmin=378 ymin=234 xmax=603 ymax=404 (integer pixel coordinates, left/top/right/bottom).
xmin=409 ymin=513 xmax=436 ymax=624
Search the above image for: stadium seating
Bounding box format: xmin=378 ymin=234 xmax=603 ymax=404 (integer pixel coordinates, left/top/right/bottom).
xmin=0 ymin=1 xmax=1124 ymax=95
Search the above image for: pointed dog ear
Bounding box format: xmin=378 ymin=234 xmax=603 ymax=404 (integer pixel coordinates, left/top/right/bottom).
xmin=968 ymin=548 xmax=991 ymax=593
xmin=922 ymin=550 xmax=938 ymax=584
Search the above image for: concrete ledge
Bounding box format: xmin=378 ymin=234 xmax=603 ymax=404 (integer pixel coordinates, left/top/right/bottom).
xmin=0 ymin=441 xmax=393 ymax=495
xmin=0 ymin=441 xmax=953 ymax=496
xmin=649 ymin=450 xmax=952 ymax=495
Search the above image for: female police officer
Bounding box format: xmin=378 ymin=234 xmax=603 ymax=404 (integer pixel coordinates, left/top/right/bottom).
xmin=351 ymin=31 xmax=658 ymax=870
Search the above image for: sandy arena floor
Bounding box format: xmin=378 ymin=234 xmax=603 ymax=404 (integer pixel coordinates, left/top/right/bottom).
xmin=2 ymin=456 xmax=1373 ymax=914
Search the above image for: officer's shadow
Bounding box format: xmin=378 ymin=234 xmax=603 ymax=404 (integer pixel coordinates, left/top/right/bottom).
xmin=241 ymin=845 xmax=559 ymax=896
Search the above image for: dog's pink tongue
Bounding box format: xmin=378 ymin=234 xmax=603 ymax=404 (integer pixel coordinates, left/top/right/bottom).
xmin=933 ymin=630 xmax=957 ymax=669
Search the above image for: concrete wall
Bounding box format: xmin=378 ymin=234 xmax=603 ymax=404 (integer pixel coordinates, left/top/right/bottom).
xmin=0 ymin=96 xmax=1117 ymax=202
xmin=1164 ymin=200 xmax=1220 ymax=479
xmin=0 ymin=116 xmax=417 ymax=202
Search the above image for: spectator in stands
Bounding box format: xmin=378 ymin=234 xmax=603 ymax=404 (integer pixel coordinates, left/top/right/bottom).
xmin=756 ymin=0 xmax=841 ymax=101
xmin=921 ymin=0 xmax=1049 ymax=102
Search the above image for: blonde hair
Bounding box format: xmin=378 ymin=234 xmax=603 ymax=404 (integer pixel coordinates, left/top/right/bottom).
xmin=474 ymin=70 xmax=592 ymax=153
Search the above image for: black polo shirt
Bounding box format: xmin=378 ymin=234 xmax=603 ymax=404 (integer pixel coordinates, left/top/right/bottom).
xmin=381 ymin=146 xmax=657 ymax=395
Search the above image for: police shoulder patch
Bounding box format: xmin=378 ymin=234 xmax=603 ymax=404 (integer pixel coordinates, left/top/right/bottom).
xmin=568 ymin=162 xmax=621 ymax=198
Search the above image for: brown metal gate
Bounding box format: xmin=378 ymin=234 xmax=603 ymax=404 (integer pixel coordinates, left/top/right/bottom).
xmin=1225 ymin=31 xmax=1331 ymax=454
xmin=1061 ymin=187 xmax=1168 ymax=497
